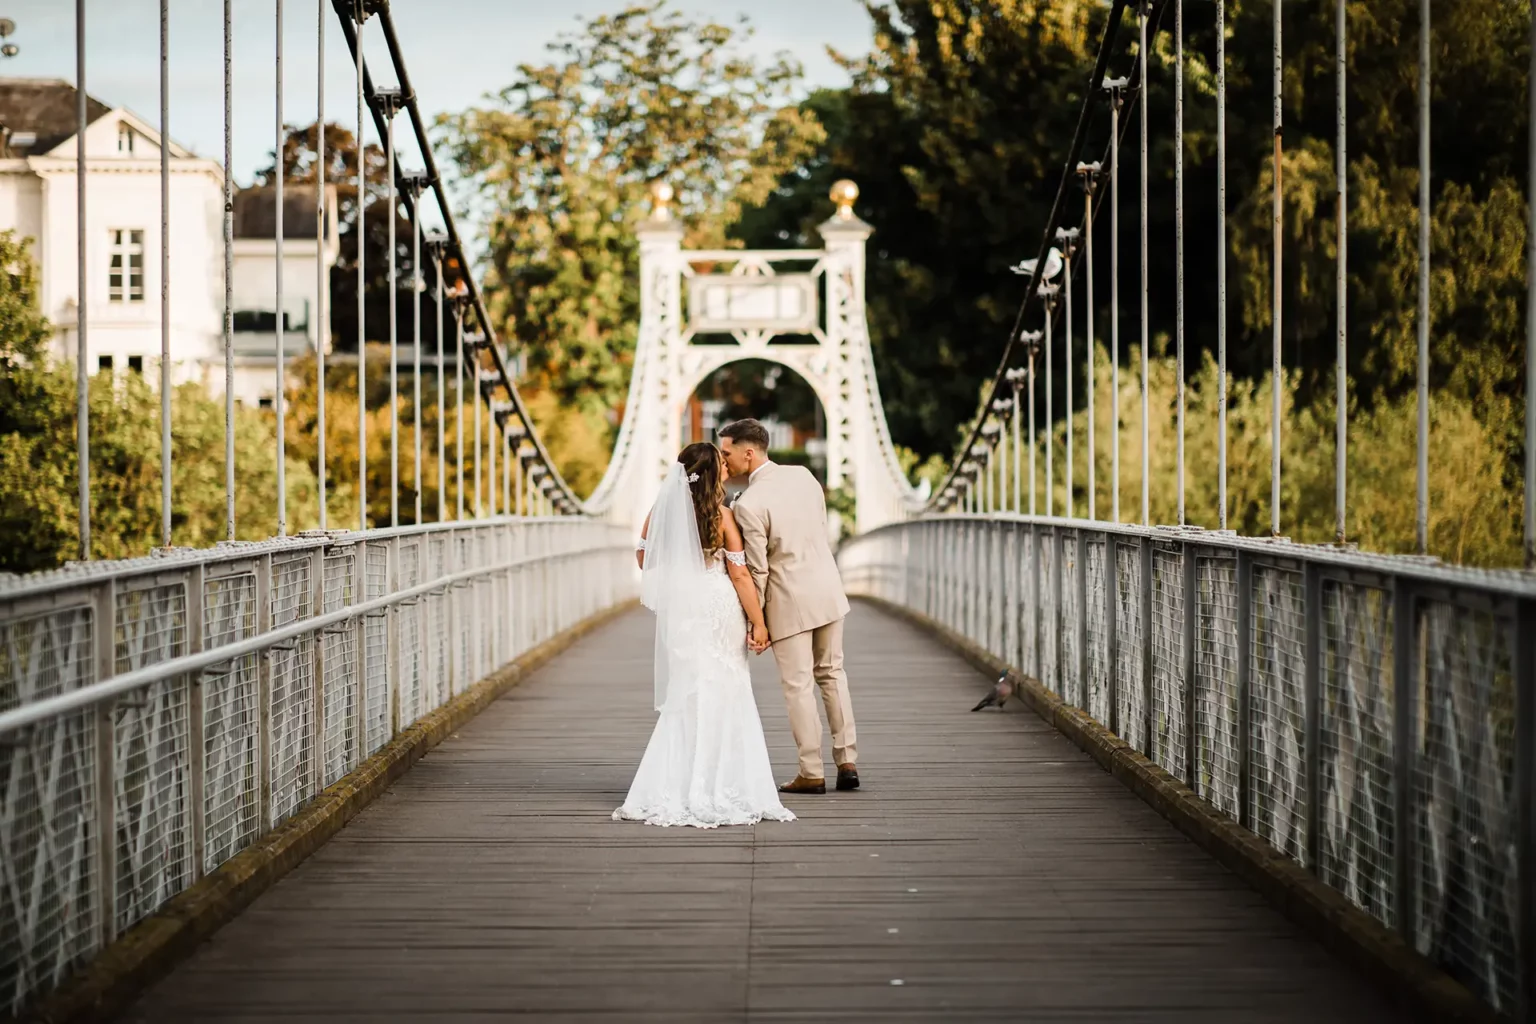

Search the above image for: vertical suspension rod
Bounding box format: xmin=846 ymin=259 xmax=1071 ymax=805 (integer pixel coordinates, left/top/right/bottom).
xmin=76 ymin=0 xmax=90 ymax=559
xmin=1335 ymin=0 xmax=1347 ymax=544
xmin=1217 ymin=0 xmax=1228 ymax=530
xmin=1271 ymin=0 xmax=1283 ymax=537
xmin=1175 ymin=0 xmax=1185 ymax=526
xmin=1415 ymin=0 xmax=1431 ymax=554
xmin=275 ymin=0 xmax=287 ymax=537
xmin=316 ymin=5 xmax=328 ymax=531
xmin=159 ymin=0 xmax=171 ymax=548
xmin=1139 ymin=0 xmax=1150 ymax=528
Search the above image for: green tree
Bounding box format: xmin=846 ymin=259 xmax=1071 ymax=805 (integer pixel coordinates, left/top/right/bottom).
xmin=440 ymin=1 xmax=825 ymax=492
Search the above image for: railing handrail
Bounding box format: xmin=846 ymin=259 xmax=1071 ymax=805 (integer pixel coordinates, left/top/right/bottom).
xmin=0 ymin=539 xmax=635 ymax=738
xmin=847 ymin=512 xmax=1536 ymax=600
xmin=0 ymin=516 xmax=598 ymax=602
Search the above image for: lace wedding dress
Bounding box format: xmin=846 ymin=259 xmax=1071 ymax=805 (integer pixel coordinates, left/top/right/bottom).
xmin=612 ymin=550 xmax=796 ymax=829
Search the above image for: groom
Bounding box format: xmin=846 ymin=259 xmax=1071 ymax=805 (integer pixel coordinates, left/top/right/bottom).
xmin=719 ymin=419 xmax=859 ymax=795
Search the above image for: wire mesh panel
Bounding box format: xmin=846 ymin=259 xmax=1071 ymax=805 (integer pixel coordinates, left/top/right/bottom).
xmin=362 ymin=544 xmax=391 ymax=756
xmin=1412 ymin=599 xmax=1519 ymax=1012
xmin=1249 ymin=563 xmax=1306 ymax=862
xmin=1038 ymin=534 xmax=1057 ymax=694
xmin=1021 ymin=526 xmax=1037 ymax=679
xmin=112 ymin=584 xmax=191 ymax=933
xmin=1085 ymin=538 xmax=1109 ymax=723
xmin=321 ymin=548 xmax=357 ymax=787
xmin=1060 ymin=533 xmax=1081 ymax=708
xmin=456 ymin=532 xmax=474 ymax=699
xmin=1149 ymin=545 xmax=1187 ymax=779
xmin=268 ymin=554 xmax=314 ymax=827
xmin=1115 ymin=540 xmax=1145 ymax=751
xmin=1319 ymin=578 xmax=1396 ymax=927
xmin=1193 ymin=554 xmax=1240 ymax=818
xmin=201 ymin=572 xmax=259 ymax=871
xmin=396 ymin=542 xmax=422 ymax=728
xmin=428 ymin=534 xmax=450 ymax=711
xmin=0 ymin=606 xmax=98 ymax=1015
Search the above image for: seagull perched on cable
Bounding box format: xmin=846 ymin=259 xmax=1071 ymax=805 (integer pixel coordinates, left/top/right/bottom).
xmin=1009 ymin=246 xmax=1063 ymax=282
xmin=971 ymin=672 xmax=1016 ymax=712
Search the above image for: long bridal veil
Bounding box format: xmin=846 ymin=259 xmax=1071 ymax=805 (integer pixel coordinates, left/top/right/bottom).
xmin=640 ymin=462 xmax=712 ymax=710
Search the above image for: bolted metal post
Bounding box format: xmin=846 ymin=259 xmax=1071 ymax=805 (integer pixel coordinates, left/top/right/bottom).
xmin=455 ymin=305 xmax=465 ymax=520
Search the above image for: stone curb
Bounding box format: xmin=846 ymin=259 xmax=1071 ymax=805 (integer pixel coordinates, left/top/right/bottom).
xmin=855 ymin=595 xmax=1504 ymax=1024
xmin=15 ymin=599 xmax=639 ymax=1024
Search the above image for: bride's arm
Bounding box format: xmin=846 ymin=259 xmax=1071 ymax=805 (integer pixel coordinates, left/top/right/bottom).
xmin=635 ymin=510 xmax=651 ymax=569
xmin=720 ymin=507 xmax=768 ymax=643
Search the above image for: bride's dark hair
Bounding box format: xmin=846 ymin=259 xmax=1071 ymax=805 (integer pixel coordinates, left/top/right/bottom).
xmin=678 ymin=442 xmax=724 ymax=555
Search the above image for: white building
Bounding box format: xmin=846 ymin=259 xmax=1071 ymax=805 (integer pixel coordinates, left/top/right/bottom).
xmin=0 ymin=78 xmax=337 ymax=405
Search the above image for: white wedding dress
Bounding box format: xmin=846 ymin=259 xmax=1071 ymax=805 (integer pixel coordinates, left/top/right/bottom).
xmin=612 ymin=548 xmax=795 ymax=829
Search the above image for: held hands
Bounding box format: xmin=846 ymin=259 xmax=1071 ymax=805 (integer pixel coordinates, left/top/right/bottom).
xmin=747 ymin=622 xmax=771 ymax=655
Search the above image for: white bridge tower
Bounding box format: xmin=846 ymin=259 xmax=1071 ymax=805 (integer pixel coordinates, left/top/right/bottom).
xmin=583 ymin=181 xmax=926 ymax=537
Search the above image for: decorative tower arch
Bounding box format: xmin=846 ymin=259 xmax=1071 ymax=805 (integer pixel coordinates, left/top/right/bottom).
xmin=583 ymin=181 xmax=926 ymax=537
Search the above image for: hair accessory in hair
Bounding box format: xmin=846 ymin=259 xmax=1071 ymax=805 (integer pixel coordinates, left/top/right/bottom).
xmin=687 ymin=472 xmax=699 ymax=483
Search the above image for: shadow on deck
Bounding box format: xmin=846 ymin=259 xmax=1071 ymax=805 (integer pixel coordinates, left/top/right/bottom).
xmin=122 ymin=603 xmax=1394 ymax=1023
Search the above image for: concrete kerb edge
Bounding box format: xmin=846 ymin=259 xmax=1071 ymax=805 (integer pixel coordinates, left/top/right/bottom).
xmin=14 ymin=598 xmax=640 ymax=1024
xmin=852 ymin=595 xmax=1504 ymax=1024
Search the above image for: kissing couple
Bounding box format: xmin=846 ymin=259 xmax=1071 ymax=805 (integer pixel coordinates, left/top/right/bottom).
xmin=612 ymin=419 xmax=859 ymax=828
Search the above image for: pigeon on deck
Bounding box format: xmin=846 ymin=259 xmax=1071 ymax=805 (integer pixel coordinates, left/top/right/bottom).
xmin=971 ymin=672 xmax=1016 ymax=712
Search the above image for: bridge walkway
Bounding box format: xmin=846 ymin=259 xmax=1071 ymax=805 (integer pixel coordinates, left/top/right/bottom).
xmin=122 ymin=604 xmax=1395 ymax=1023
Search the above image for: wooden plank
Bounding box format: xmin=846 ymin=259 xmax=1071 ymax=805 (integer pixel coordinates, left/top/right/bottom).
xmin=122 ymin=604 xmax=1396 ymax=1022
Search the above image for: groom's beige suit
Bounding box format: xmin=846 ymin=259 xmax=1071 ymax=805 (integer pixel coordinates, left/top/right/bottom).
xmin=732 ymin=462 xmax=857 ymax=779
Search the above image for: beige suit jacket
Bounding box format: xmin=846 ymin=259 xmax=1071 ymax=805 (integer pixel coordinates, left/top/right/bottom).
xmin=732 ymin=463 xmax=850 ymax=641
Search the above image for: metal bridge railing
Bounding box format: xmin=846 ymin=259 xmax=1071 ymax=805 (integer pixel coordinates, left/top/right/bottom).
xmin=0 ymin=518 xmax=635 ymax=1014
xmin=839 ymin=516 xmax=1533 ymax=1019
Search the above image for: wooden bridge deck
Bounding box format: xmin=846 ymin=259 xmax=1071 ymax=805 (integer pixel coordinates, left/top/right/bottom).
xmin=123 ymin=602 xmax=1395 ymax=1023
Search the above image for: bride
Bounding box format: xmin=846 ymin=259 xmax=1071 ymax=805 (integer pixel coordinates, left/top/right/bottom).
xmin=612 ymin=442 xmax=795 ymax=828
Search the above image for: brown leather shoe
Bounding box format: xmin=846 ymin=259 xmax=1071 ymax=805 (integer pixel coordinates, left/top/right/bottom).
xmin=778 ymin=775 xmax=826 ymax=795
xmin=836 ymin=764 xmax=860 ymax=791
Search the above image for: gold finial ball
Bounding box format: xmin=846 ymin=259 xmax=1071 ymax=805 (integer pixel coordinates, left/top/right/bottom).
xmin=830 ymin=179 xmax=859 ymax=217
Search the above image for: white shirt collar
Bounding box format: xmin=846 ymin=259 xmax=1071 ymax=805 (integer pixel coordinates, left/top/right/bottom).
xmin=749 ymin=460 xmax=774 ymax=484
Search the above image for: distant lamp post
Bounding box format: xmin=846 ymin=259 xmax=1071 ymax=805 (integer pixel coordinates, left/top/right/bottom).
xmin=0 ymin=19 xmax=18 ymax=59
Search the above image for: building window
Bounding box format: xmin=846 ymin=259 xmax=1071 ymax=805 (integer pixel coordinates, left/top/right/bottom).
xmin=97 ymin=354 xmax=113 ymax=373
xmin=126 ymin=355 xmax=143 ymax=374
xmin=258 ymin=397 xmax=274 ymax=410
xmin=108 ymin=230 xmax=144 ymax=302
xmin=117 ymin=124 xmax=134 ymax=155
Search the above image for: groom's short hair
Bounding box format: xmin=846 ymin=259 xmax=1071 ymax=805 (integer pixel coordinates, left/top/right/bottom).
xmin=719 ymin=418 xmax=770 ymax=451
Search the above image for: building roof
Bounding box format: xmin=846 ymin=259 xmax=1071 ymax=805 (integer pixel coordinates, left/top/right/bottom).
xmin=0 ymin=78 xmax=111 ymax=156
xmin=234 ymin=184 xmax=338 ymax=242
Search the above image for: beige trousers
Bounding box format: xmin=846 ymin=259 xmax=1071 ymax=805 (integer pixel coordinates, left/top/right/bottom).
xmin=771 ymin=617 xmax=857 ymax=779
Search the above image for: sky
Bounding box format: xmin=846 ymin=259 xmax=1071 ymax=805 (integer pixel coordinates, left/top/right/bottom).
xmin=3 ymin=0 xmax=875 ymax=234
